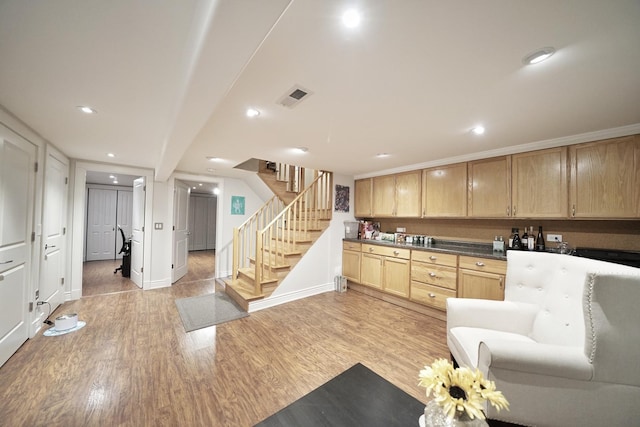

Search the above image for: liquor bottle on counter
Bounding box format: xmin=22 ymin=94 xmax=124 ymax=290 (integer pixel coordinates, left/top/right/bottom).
xmin=511 ymin=228 xmax=522 ymax=250
xmin=536 ymin=226 xmax=545 ymax=251
xmin=521 ymin=227 xmax=529 ymax=251
xmin=527 ymin=226 xmax=535 ymax=250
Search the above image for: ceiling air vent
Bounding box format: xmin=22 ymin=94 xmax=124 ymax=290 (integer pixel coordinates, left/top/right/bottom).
xmin=277 ymin=85 xmax=313 ymax=108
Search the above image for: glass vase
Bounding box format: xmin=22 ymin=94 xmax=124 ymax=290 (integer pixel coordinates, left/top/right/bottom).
xmin=422 ymin=400 xmax=488 ymax=427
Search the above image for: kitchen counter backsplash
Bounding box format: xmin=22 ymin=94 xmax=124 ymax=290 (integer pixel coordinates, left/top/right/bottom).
xmin=344 ymin=236 xmax=506 ymax=260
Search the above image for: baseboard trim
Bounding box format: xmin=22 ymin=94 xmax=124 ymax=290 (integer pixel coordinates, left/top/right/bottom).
xmin=145 ymin=279 xmax=171 ymax=290
xmin=248 ymin=282 xmax=334 ymax=313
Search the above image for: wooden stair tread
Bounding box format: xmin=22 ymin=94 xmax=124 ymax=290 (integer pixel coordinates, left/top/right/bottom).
xmin=249 ymin=257 xmax=291 ymax=270
xmin=238 ymin=267 xmax=279 ymax=284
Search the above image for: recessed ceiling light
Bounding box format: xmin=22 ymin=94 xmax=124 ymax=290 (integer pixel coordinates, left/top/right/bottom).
xmin=342 ymin=9 xmax=361 ymax=28
xmin=109 ymin=175 xmax=115 ymax=179
xmin=207 ymin=156 xmax=221 ymax=162
xmin=107 ymin=153 xmax=115 ymax=158
xmin=246 ymin=108 xmax=260 ymax=118
xmin=198 ymin=183 xmax=203 ymax=186
xmin=376 ymin=153 xmax=390 ymax=158
xmin=523 ymin=47 xmax=555 ymax=65
xmin=295 ymin=147 xmax=309 ymax=153
xmin=472 ymin=125 xmax=485 ymax=135
xmin=77 ymin=106 xmax=97 ymax=114
xmin=113 ymin=180 xmax=118 ymax=184
xmin=213 ymin=188 xmax=220 ymax=195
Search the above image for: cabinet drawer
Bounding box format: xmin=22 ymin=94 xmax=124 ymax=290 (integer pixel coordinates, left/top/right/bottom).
xmin=343 ymin=241 xmax=361 ymax=251
xmin=411 ymin=263 xmax=457 ymax=290
xmin=362 ymin=244 xmax=410 ymax=259
xmin=410 ymin=281 xmax=456 ymax=311
xmin=411 ymin=250 xmax=457 ymax=267
xmin=458 ymin=256 xmax=506 ymax=275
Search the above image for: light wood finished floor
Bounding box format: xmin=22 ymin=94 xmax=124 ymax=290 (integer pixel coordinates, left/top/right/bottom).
xmin=82 ymin=250 xmax=216 ymax=297
xmin=0 ymin=282 xmax=450 ymax=427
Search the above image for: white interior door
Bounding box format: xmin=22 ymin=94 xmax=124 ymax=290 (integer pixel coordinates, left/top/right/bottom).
xmin=207 ymin=196 xmax=217 ymax=250
xmin=130 ymin=178 xmax=145 ymax=288
xmin=40 ymin=149 xmax=68 ymax=310
xmin=172 ymin=181 xmax=190 ymax=283
xmin=0 ymin=130 xmax=35 ymax=367
xmin=115 ymin=190 xmax=133 ymax=260
xmin=192 ymin=196 xmax=208 ymax=251
xmin=85 ymin=188 xmax=117 ymax=261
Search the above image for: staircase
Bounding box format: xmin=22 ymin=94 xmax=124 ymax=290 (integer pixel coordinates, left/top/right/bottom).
xmin=224 ymin=168 xmax=333 ymax=311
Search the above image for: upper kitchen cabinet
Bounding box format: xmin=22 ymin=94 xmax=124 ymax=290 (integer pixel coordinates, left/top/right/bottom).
xmin=468 ymin=156 xmax=511 ymax=218
xmin=372 ymin=174 xmax=396 ymax=216
xmin=423 ymin=163 xmax=467 ymax=217
xmin=371 ymin=171 xmax=421 ymax=217
xmin=511 ymin=147 xmax=568 ymax=218
xmin=354 ymin=178 xmax=372 ymax=217
xmin=569 ymin=135 xmax=640 ymax=218
xmin=394 ymin=171 xmax=422 ymax=217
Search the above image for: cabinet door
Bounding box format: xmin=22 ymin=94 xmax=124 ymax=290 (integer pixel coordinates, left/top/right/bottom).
xmin=383 ymin=257 xmax=410 ymax=298
xmin=372 ymin=175 xmax=396 ymax=217
xmin=569 ymin=135 xmax=640 ymax=218
xmin=512 ymin=147 xmax=567 ymax=218
xmin=354 ymin=178 xmax=372 ymax=217
xmin=395 ymin=171 xmax=422 ymax=217
xmin=458 ymin=269 xmax=504 ymax=301
xmin=468 ymin=156 xmax=511 ymax=218
xmin=342 ymin=250 xmax=361 ymax=283
xmin=423 ymin=163 xmax=467 ymax=217
xmin=360 ymin=252 xmax=383 ymax=289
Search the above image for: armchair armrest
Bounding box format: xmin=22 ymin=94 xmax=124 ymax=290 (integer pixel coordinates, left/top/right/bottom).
xmin=447 ymin=298 xmax=538 ymax=335
xmin=478 ymin=340 xmax=594 ymax=381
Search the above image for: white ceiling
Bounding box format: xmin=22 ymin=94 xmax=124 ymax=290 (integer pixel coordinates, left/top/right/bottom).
xmin=1 ymin=0 xmax=639 ymax=181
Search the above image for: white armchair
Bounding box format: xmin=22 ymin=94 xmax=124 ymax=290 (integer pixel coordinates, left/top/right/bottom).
xmin=447 ymin=251 xmax=640 ymax=427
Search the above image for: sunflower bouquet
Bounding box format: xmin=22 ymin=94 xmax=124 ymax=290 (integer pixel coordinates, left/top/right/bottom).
xmin=418 ymin=358 xmax=509 ymax=420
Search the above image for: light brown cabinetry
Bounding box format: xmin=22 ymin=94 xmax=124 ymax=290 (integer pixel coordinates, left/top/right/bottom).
xmin=569 ymin=135 xmax=640 ymax=218
xmin=422 ymin=163 xmax=467 ymax=217
xmin=458 ymin=256 xmax=506 ymax=301
xmin=372 ymin=175 xmax=396 ymax=217
xmin=342 ymin=241 xmax=361 ymax=283
xmin=511 ymin=147 xmax=568 ymax=218
xmin=468 ymin=156 xmax=511 ymax=217
xmin=410 ymin=250 xmax=458 ymax=311
xmin=371 ymin=171 xmax=421 ymax=217
xmin=354 ymin=178 xmax=372 ymax=217
xmin=360 ymin=244 xmax=410 ymax=297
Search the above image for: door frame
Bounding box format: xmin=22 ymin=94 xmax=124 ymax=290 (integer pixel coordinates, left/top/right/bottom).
xmin=171 ymin=173 xmax=223 ymax=279
xmin=70 ymin=162 xmax=154 ymax=299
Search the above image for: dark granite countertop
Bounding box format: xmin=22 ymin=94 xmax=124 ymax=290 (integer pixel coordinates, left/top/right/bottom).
xmin=343 ymin=237 xmax=507 ymax=260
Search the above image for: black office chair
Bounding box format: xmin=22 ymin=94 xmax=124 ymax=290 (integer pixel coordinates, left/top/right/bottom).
xmin=114 ymin=226 xmax=131 ymax=277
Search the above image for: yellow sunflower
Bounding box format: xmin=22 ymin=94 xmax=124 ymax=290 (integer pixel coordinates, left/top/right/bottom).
xmin=418 ymin=359 xmax=509 ymax=420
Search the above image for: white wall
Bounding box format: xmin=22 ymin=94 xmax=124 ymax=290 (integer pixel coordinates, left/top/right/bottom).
xmin=249 ymin=173 xmax=356 ymax=312
xmin=215 ymin=177 xmax=268 ymax=278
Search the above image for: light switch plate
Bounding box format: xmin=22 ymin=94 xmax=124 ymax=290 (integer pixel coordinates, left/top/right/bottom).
xmin=547 ymin=234 xmax=562 ymax=242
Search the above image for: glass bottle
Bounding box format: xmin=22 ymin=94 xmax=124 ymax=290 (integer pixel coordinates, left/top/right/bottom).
xmin=521 ymin=226 xmax=528 ymax=251
xmin=536 ymin=226 xmax=545 ymax=251
xmin=511 ymin=228 xmax=522 ymax=250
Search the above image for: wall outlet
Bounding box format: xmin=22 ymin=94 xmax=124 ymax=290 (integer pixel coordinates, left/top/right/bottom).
xmin=547 ymin=234 xmax=562 ymax=242
xmin=396 ymin=227 xmax=406 ymax=232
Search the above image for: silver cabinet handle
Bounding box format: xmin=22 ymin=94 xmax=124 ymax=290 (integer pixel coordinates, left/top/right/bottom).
xmin=0 ymin=260 xmax=13 ymax=265
xmin=429 ymin=256 xmax=437 ymax=261
xmin=513 ymin=205 xmax=517 ymax=216
xmin=369 ymin=247 xmax=374 ymax=252
xmin=476 ymin=261 xmax=485 ymax=267
xmin=393 ymin=250 xmax=399 ymax=255
xmin=428 ymin=293 xmax=436 ymax=298
xmin=45 ymin=244 xmax=56 ymax=250
xmin=429 ymin=272 xmax=436 ymax=278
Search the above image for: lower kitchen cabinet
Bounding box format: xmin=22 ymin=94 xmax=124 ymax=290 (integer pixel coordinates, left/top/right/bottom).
xmin=410 ymin=250 xmax=458 ymax=310
xmin=383 ymin=256 xmax=410 ymax=298
xmin=360 ymin=244 xmax=410 ymax=296
xmin=342 ymin=241 xmax=361 ymax=283
xmin=361 ymin=252 xmax=383 ymax=289
xmin=458 ymin=255 xmax=506 ymax=300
